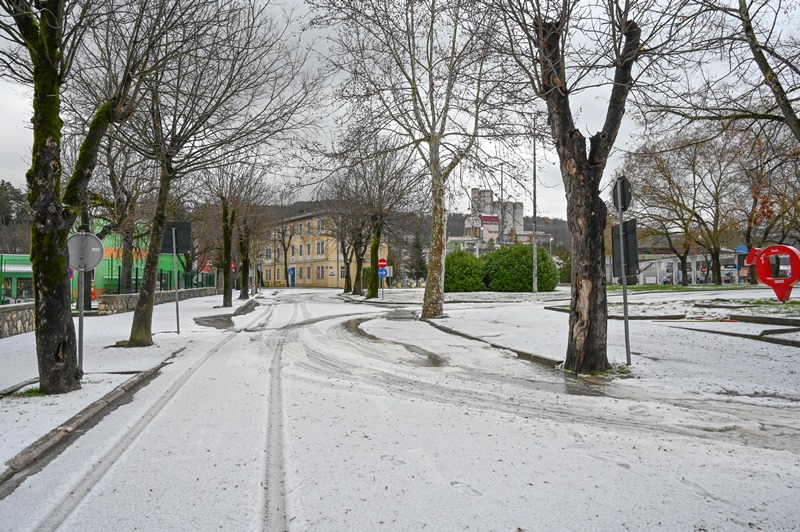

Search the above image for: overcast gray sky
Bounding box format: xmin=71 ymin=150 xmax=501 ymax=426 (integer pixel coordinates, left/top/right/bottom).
xmin=0 ymin=78 xmax=641 ymax=221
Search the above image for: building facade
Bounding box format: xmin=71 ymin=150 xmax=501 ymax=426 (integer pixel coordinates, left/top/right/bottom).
xmin=259 ymin=211 xmax=389 ymax=289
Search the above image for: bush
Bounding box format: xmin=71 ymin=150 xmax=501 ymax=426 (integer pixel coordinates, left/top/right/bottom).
xmin=444 ymin=250 xmax=485 ymax=292
xmin=482 ymin=244 xmax=559 ymax=292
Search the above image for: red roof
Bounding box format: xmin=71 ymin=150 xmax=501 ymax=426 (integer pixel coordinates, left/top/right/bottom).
xmin=479 ymin=214 xmax=499 ymax=223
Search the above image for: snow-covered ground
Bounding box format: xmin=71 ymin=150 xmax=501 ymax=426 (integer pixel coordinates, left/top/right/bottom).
xmin=0 ymin=287 xmax=798 ymax=530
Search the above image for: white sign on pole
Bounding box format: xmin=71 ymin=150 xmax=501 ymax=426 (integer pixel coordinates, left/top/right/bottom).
xmin=67 ymin=232 xmax=105 ymax=377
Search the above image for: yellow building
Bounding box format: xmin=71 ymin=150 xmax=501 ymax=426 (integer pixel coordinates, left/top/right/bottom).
xmin=259 ymin=210 xmax=388 ymax=288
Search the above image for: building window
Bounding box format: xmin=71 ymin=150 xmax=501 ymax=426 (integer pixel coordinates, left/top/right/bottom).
xmin=307 ymin=243 xmax=311 ymax=255
xmin=276 ymin=248 xmax=281 ymax=261
xmin=299 ymin=244 xmax=303 ymax=257
xmin=317 ymin=218 xmax=324 ymax=232
xmin=340 ymin=266 xmax=346 ymax=278
xmin=298 ymin=224 xmax=303 ymax=236
xmin=265 ymin=248 xmax=272 ymax=261
xmin=306 ymin=266 xmax=311 ymax=279
xmin=277 ymin=269 xmax=281 ymax=280
xmin=291 ymin=245 xmax=295 ymax=258
xmin=317 ymin=266 xmax=325 ymax=279
xmin=316 ymin=241 xmax=325 ymax=255
xmin=307 ymin=221 xmax=311 ymax=234
xmin=266 ymin=270 xmax=272 ymax=281
xmin=299 ymin=267 xmax=303 ymax=279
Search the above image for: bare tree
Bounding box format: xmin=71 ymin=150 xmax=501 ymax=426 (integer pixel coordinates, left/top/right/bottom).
xmin=642 ymin=0 xmax=800 ymax=143
xmin=329 ymin=119 xmax=427 ymax=298
xmin=309 ymin=0 xmax=506 ymax=317
xmin=496 ymin=0 xmax=701 ymax=373
xmin=0 ymin=0 xmax=189 ymax=392
xmin=122 ymin=0 xmax=321 ymax=346
xmin=621 ymin=142 xmax=700 ymax=286
xmin=726 ymin=125 xmax=798 ymax=281
xmin=201 ymin=151 xmax=276 ymax=306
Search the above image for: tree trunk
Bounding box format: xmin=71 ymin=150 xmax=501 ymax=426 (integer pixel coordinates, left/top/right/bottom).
xmin=352 ymin=256 xmax=364 ymax=295
xmin=27 ymin=31 xmax=77 ymax=393
xmin=221 ymin=198 xmax=234 ymax=307
xmin=341 ymin=239 xmax=352 ymax=293
xmin=238 ymin=225 xmax=250 ymax=300
xmin=128 ymin=166 xmax=171 ymax=346
xmin=283 ymin=251 xmax=291 ymax=287
xmin=562 ymin=158 xmax=610 ymax=374
xmin=679 ymin=255 xmax=689 ymax=286
xmin=366 ymin=224 xmax=381 ymax=299
xmin=421 ymin=160 xmax=446 ymax=318
xmin=711 ymin=248 xmax=722 ymax=285
xmin=120 ymin=226 xmax=134 ymax=294
xmin=531 ymin=16 xmax=640 ymax=374
xmin=739 ymin=0 xmax=800 ymax=144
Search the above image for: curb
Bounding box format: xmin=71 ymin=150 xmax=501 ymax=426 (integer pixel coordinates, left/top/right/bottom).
xmin=421 ymin=318 xmax=562 ymax=368
xmin=0 ymin=365 xmax=163 ymax=487
xmin=730 ymin=314 xmax=800 ymax=327
xmin=543 ymin=305 xmax=685 ymax=320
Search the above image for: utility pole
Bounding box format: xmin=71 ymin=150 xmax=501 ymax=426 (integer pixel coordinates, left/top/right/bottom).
xmin=532 ymin=116 xmax=538 ymax=293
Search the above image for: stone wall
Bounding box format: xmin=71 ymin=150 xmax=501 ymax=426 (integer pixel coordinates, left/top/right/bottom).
xmin=98 ymin=287 xmax=218 ymax=315
xmin=0 ymin=288 xmax=218 ymax=338
xmin=0 ymin=302 xmax=35 ymax=339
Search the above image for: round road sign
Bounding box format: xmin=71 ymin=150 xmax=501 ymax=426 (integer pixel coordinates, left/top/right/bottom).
xmin=378 ymin=268 xmax=388 ymax=278
xmin=67 ymin=232 xmax=105 ymax=271
xmin=378 ymin=258 xmax=388 ymax=268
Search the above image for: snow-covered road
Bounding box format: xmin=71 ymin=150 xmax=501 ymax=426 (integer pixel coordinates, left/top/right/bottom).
xmin=1 ymin=289 xmax=798 ymax=531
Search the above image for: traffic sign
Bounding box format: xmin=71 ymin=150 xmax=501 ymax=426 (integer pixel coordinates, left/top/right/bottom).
xmin=378 ymin=268 xmax=388 ymax=278
xmin=378 ymin=258 xmax=388 ymax=268
xmin=613 ymin=176 xmax=632 ymax=212
xmin=67 ymin=232 xmax=104 ymax=271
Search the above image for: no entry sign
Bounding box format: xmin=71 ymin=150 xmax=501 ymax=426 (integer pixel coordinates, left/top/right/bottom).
xmin=378 ymin=258 xmax=388 ymax=268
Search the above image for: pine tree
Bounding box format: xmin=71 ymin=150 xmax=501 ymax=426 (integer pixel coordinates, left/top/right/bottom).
xmin=406 ymin=232 xmax=428 ymax=283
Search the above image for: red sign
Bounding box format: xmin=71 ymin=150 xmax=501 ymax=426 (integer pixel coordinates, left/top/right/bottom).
xmin=378 ymin=258 xmax=388 ymax=268
xmin=745 ymin=245 xmax=800 ymax=302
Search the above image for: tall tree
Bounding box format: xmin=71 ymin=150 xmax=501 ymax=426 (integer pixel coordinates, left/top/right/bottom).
xmin=123 ymin=0 xmax=320 ymax=346
xmin=331 ymin=121 xmax=426 ymax=299
xmin=497 ymin=0 xmax=697 ymax=373
xmin=0 ymin=0 xmax=179 ymax=392
xmin=201 ymin=151 xmax=275 ymax=306
xmin=621 ymin=143 xmax=699 ymax=286
xmin=310 ymin=0 xmax=505 ymax=317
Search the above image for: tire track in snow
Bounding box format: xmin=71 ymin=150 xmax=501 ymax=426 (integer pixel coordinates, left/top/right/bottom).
xmin=259 ymin=302 xmax=302 ymax=531
xmin=32 ymin=303 xmax=276 ymax=531
xmin=287 ymin=314 xmax=800 ymax=454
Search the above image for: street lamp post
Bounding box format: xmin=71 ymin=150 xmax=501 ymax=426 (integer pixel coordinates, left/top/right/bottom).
xmin=549 ymin=237 xmax=553 ymax=256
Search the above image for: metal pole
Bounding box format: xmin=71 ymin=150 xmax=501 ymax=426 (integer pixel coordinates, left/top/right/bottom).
xmin=77 ymin=230 xmax=86 ymax=377
xmin=532 ymin=118 xmax=538 ymax=293
xmin=616 ymin=178 xmax=632 ymax=366
xmin=78 ymin=268 xmax=84 ymax=376
xmin=172 ymin=227 xmax=181 ymax=334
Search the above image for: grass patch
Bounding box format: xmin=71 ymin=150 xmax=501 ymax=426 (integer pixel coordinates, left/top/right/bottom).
xmin=11 ymin=387 xmax=44 ymax=398
xmin=583 ymin=363 xmax=632 ymax=377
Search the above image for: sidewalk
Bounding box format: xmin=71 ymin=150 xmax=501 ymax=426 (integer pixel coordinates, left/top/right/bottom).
xmin=0 ymin=295 xmax=250 ymax=483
